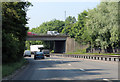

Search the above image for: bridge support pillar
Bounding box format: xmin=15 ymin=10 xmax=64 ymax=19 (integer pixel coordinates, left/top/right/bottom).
xmin=54 ymin=40 xmax=66 ymax=53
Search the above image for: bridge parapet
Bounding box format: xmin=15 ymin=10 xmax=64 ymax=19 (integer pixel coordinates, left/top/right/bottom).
xmin=26 ymin=35 xmax=69 ymax=41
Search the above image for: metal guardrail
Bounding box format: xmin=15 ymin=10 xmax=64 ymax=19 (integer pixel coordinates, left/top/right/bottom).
xmin=51 ymin=54 xmax=120 ymax=62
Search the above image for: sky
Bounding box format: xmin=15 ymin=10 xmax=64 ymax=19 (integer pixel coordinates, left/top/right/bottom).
xmin=26 ymin=1 xmax=100 ymax=29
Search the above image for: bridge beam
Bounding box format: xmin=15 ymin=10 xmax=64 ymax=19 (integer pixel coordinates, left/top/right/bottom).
xmin=26 ymin=35 xmax=68 ymax=41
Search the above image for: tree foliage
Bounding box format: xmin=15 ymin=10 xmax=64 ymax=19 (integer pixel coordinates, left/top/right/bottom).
xmin=71 ymin=10 xmax=88 ymax=43
xmin=62 ymin=16 xmax=76 ymax=34
xmin=2 ymin=2 xmax=32 ymax=63
xmin=29 ymin=19 xmax=65 ymax=34
xmin=86 ymin=2 xmax=119 ymax=52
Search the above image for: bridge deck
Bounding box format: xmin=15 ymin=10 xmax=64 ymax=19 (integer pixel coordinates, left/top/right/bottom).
xmin=26 ymin=35 xmax=69 ymax=41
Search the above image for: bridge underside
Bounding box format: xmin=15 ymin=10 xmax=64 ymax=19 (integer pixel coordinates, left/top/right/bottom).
xmin=26 ymin=35 xmax=68 ymax=53
xmin=54 ymin=41 xmax=66 ymax=53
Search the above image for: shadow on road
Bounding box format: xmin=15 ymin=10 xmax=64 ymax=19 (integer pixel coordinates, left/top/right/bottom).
xmin=16 ymin=56 xmax=112 ymax=80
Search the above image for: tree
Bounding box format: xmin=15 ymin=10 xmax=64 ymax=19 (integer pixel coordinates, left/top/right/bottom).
xmin=62 ymin=16 xmax=76 ymax=35
xmin=67 ymin=11 xmax=88 ymax=43
xmin=32 ymin=19 xmax=65 ymax=34
xmin=2 ymin=2 xmax=32 ymax=63
xmin=86 ymin=2 xmax=119 ymax=52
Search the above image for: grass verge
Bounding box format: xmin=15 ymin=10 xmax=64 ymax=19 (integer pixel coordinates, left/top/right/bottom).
xmin=66 ymin=52 xmax=120 ymax=55
xmin=66 ymin=49 xmax=120 ymax=55
xmin=2 ymin=58 xmax=28 ymax=78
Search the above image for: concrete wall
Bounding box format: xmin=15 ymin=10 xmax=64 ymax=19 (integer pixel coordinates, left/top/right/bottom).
xmin=66 ymin=37 xmax=75 ymax=52
xmin=66 ymin=37 xmax=88 ymax=53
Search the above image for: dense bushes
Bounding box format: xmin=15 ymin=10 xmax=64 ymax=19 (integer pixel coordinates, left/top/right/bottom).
xmin=2 ymin=2 xmax=32 ymax=63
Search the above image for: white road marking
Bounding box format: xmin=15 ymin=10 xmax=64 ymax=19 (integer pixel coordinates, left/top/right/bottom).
xmin=48 ymin=59 xmax=52 ymax=60
xmin=68 ymin=64 xmax=71 ymax=66
xmin=37 ymin=68 xmax=84 ymax=70
xmin=79 ymin=68 xmax=85 ymax=71
xmin=103 ymin=79 xmax=112 ymax=82
xmin=67 ymin=64 xmax=85 ymax=71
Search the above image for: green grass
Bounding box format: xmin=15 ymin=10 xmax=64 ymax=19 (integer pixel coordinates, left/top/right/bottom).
xmin=2 ymin=58 xmax=28 ymax=78
xmin=66 ymin=49 xmax=120 ymax=55
xmin=66 ymin=52 xmax=120 ymax=55
xmin=66 ymin=49 xmax=86 ymax=55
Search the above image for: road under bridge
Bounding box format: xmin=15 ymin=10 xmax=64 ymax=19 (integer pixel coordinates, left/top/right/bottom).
xmin=26 ymin=35 xmax=68 ymax=53
xmin=26 ymin=35 xmax=88 ymax=53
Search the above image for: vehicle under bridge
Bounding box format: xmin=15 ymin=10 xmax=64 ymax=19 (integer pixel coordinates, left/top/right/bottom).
xmin=26 ymin=35 xmax=68 ymax=53
xmin=26 ymin=35 xmax=87 ymax=53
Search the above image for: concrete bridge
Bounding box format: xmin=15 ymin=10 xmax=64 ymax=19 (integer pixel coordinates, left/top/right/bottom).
xmin=26 ymin=35 xmax=68 ymax=53
xmin=26 ymin=35 xmax=88 ymax=53
xmin=26 ymin=35 xmax=68 ymax=41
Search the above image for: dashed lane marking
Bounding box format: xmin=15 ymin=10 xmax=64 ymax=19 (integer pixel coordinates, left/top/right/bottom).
xmin=79 ymin=68 xmax=85 ymax=71
xmin=68 ymin=64 xmax=71 ymax=66
xmin=103 ymin=79 xmax=112 ymax=82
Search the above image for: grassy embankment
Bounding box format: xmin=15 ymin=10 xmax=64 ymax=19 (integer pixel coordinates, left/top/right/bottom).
xmin=2 ymin=58 xmax=28 ymax=78
xmin=66 ymin=49 xmax=120 ymax=55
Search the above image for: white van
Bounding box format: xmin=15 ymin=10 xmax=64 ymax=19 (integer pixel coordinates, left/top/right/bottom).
xmin=47 ymin=31 xmax=59 ymax=35
xmin=23 ymin=50 xmax=31 ymax=57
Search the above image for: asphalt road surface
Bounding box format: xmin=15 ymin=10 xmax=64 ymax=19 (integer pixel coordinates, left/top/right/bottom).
xmin=12 ymin=55 xmax=118 ymax=80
